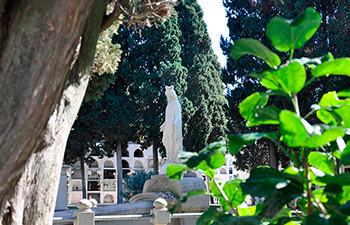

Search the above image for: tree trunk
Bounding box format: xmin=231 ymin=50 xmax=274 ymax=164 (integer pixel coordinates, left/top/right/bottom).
xmin=153 ymin=142 xmax=159 ymax=173
xmin=0 ymin=0 xmax=107 ymax=224
xmin=80 ymin=157 xmax=87 ymax=199
xmin=269 ymin=142 xmax=278 ymax=170
xmin=116 ymin=141 xmax=123 ymax=203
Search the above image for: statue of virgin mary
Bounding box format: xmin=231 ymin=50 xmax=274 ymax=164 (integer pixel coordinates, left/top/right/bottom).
xmin=159 ymin=85 xmax=182 ymax=174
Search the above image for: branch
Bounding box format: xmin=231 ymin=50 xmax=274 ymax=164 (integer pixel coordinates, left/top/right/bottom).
xmin=101 ymin=0 xmax=176 ymax=31
xmin=101 ymin=2 xmax=123 ymax=31
xmin=213 ymin=179 xmax=237 ymax=215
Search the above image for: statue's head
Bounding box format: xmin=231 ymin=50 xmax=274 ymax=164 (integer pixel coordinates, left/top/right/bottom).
xmin=165 ymin=85 xmax=178 ymax=101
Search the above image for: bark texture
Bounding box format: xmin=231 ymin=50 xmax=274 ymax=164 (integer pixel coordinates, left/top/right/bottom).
xmin=0 ymin=0 xmax=107 ymax=224
xmin=0 ymin=0 xmax=172 ymax=223
xmin=153 ymin=142 xmax=159 ymax=173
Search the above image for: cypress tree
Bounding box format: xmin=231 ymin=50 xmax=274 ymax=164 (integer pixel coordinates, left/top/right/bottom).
xmin=176 ymin=0 xmax=227 ymax=152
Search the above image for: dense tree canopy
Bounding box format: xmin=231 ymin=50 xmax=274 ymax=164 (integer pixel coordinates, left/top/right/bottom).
xmin=176 ymin=0 xmax=227 ymax=152
xmin=221 ymin=0 xmax=350 ymax=170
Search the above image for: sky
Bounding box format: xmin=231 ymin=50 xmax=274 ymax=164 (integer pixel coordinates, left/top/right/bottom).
xmin=197 ymin=0 xmax=230 ymax=67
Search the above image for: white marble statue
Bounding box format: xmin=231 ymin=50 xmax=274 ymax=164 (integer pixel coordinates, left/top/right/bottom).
xmin=159 ymin=85 xmax=183 ymax=174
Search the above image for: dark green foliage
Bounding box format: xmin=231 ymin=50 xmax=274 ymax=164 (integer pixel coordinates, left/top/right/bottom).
xmin=84 ymin=73 xmax=117 ymax=102
xmin=222 ymin=0 xmax=350 ymax=170
xmin=64 ymin=100 xmax=107 ymax=165
xmin=176 ymin=0 xmax=227 ymax=153
xmin=122 ymin=171 xmax=157 ymax=201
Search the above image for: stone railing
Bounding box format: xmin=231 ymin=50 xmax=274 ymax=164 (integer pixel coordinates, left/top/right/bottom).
xmin=53 ymin=198 xmax=202 ymax=225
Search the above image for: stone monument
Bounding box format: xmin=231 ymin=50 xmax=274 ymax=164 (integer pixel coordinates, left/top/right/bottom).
xmin=130 ymin=86 xmax=209 ymax=213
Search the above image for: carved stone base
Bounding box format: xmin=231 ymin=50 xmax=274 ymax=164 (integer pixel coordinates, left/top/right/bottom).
xmin=130 ymin=174 xmax=209 ymax=212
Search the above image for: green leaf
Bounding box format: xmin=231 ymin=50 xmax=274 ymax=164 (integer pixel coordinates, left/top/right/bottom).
xmin=241 ymin=167 xmax=286 ymax=198
xmin=279 ymin=110 xmax=308 ymax=147
xmin=167 ymin=164 xmax=189 ymax=180
xmin=184 ymin=141 xmax=226 ymax=172
xmin=237 ymin=205 xmax=257 ymax=216
xmin=312 ymin=58 xmax=350 ymax=77
xmin=316 ymin=92 xmax=343 ymax=125
xmin=303 ymin=213 xmax=328 ymax=225
xmin=341 ymin=145 xmax=350 ymax=166
xmin=339 ymin=201 xmax=350 ymax=216
xmin=254 ymin=106 xmax=281 ymax=125
xmin=215 ymin=214 xmax=261 ymax=225
xmin=318 ymin=173 xmax=350 ymax=186
xmin=306 ymin=127 xmax=345 ymax=148
xmin=260 ymin=192 xmax=295 ymax=219
xmin=335 ymin=105 xmax=350 ymax=128
xmin=340 ymin=186 xmax=350 ymax=203
xmin=337 ymin=89 xmax=350 ymax=98
xmin=277 ymin=219 xmax=301 ymax=225
xmin=291 ymin=53 xmax=334 ymax=69
xmin=308 ymin=152 xmax=334 ymax=175
xmin=328 ymin=217 xmax=347 ymax=225
xmin=227 ymin=132 xmax=279 ymax=156
xmin=223 ymin=180 xmax=246 ymax=210
xmin=312 ymin=188 xmax=328 ymax=203
xmin=266 ymin=8 xmax=321 ymax=52
xmin=209 ymin=180 xmax=245 ymax=211
xmin=264 ymin=208 xmax=293 ymax=224
xmin=239 ymin=92 xmax=268 ymax=126
xmin=316 ymin=92 xmax=350 ymax=128
xmin=230 ymin=38 xmax=281 ymax=68
xmin=252 ymin=62 xmax=306 ymax=94
xmin=197 ymin=207 xmax=221 ymax=225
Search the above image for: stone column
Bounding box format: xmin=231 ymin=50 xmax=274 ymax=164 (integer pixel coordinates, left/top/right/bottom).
xmin=151 ymin=198 xmax=171 ymax=225
xmin=55 ymin=165 xmax=70 ymax=210
xmin=74 ymin=199 xmax=95 ymax=225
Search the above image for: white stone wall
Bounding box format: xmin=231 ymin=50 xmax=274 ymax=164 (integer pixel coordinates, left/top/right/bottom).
xmin=67 ymin=143 xmax=160 ymax=206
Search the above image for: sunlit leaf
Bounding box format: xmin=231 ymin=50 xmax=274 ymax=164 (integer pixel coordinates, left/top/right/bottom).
xmin=230 ymin=38 xmax=281 ymax=68
xmin=167 ymin=164 xmax=188 ymax=180
xmin=185 ymin=141 xmax=226 ymax=171
xmin=308 ymin=152 xmax=334 ymax=175
xmin=237 ymin=205 xmax=257 ymax=216
xmin=306 ymin=127 xmax=345 ymax=148
xmin=279 ymin=110 xmax=308 ymax=147
xmin=223 ymin=180 xmax=246 ymax=210
xmin=266 ymin=8 xmax=321 ymax=51
xmin=316 ymin=92 xmax=350 ymax=128
xmin=252 ymin=62 xmax=306 ymax=94
xmin=312 ymin=58 xmax=350 ymax=77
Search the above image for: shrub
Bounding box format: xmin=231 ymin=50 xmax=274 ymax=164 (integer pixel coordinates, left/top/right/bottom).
xmin=168 ymin=8 xmax=350 ymax=225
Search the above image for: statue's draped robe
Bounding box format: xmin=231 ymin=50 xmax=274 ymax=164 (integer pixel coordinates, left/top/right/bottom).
xmin=162 ymin=87 xmax=182 ymax=164
xmin=162 ymin=91 xmax=182 ymax=163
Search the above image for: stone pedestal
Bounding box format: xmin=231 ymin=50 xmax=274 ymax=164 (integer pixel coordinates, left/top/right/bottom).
xmin=55 ymin=165 xmax=70 ymax=211
xmin=130 ymin=174 xmax=209 ymax=212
